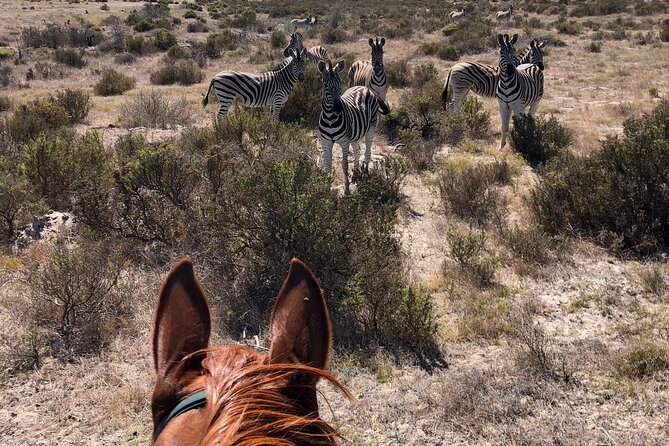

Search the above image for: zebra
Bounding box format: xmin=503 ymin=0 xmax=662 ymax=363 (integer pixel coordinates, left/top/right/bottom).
xmin=318 ymin=59 xmax=390 ymax=195
xmin=348 ymin=37 xmax=387 ymax=101
xmin=495 ymin=4 xmax=513 ymax=27
xmin=290 ymin=15 xmax=316 ymax=32
xmin=496 ymin=33 xmax=544 ymax=149
xmin=283 ymin=32 xmax=328 ymax=63
xmin=202 ymin=48 xmax=307 ymax=120
xmin=441 ymin=39 xmax=545 ymax=113
xmin=448 ymin=9 xmax=465 ymax=23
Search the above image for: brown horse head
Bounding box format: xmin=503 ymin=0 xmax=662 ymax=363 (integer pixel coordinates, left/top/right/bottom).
xmin=151 ymin=258 xmax=349 ymax=445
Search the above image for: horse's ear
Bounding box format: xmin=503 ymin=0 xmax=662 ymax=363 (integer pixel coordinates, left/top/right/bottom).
xmin=334 ymin=59 xmax=346 ymax=72
xmin=538 ymin=41 xmax=545 ymax=48
xmin=368 ymin=37 xmax=374 ymax=47
xmin=497 ymin=33 xmax=504 ymax=45
xmin=511 ymin=33 xmax=519 ymax=45
xmin=283 ymin=47 xmax=290 ymax=57
xmin=318 ymin=60 xmax=327 ymax=73
xmin=380 ymin=37 xmax=386 ymax=46
xmin=153 ymin=258 xmax=210 ymax=381
xmin=269 ymin=258 xmax=331 ymax=371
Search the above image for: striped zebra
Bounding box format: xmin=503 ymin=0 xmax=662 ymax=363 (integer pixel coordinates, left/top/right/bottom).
xmin=318 ymin=59 xmax=390 ymax=195
xmin=496 ymin=34 xmax=544 ymax=149
xmin=202 ymin=48 xmax=307 ymax=120
xmin=496 ymin=5 xmax=513 ymax=27
xmin=448 ymin=9 xmax=465 ymax=23
xmin=348 ymin=37 xmax=387 ymax=100
xmin=441 ymin=39 xmax=545 ymax=113
xmin=283 ymin=32 xmax=328 ymax=63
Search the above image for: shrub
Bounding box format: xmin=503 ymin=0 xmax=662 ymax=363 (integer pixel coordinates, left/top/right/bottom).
xmin=204 ymin=30 xmax=238 ymax=58
xmin=439 ymin=160 xmax=511 ymax=225
xmin=615 ymin=340 xmax=669 ymax=379
xmin=0 ymin=66 xmax=11 ymax=87
xmin=184 ymin=10 xmax=198 ymax=19
xmin=395 ymin=129 xmax=438 ymax=172
xmin=270 ymin=31 xmax=287 ymax=49
xmin=421 ymin=41 xmax=459 ymax=61
xmin=661 ymin=19 xmax=669 ymax=43
xmin=53 ymin=88 xmax=91 ymax=123
xmin=1 ymin=98 xmax=69 ymax=146
xmin=502 ymin=224 xmax=557 ymax=265
xmin=279 ymin=64 xmax=321 ymax=128
xmin=94 ymin=69 xmax=135 ymax=96
xmin=510 ymin=114 xmax=573 ymax=167
xmin=460 ymin=96 xmax=491 ymax=139
xmin=555 ymin=17 xmax=582 ymax=35
xmin=385 ymin=59 xmax=412 ymax=88
xmin=531 ymin=101 xmax=669 ymax=255
xmin=0 ymin=95 xmax=11 ymax=113
xmin=27 ymin=237 xmax=125 ymax=359
xmin=22 ymin=21 xmax=102 ymax=49
xmin=448 ymin=16 xmax=495 ymax=56
xmin=114 ymin=53 xmax=137 ymax=64
xmin=150 ymin=61 xmax=204 ymax=85
xmin=321 ymin=27 xmax=348 ymax=44
xmin=125 ymin=35 xmax=154 ymax=55
xmin=586 ymin=41 xmax=602 ymax=52
xmin=446 ymin=226 xmax=500 ymax=286
xmin=0 ymin=169 xmax=31 ymax=242
xmin=120 ymin=90 xmax=193 ymax=129
xmin=187 ymin=21 xmax=209 ymax=33
xmin=153 ymin=28 xmax=177 ymax=50
xmin=23 ymin=134 xmax=74 ymax=204
xmin=54 ymin=47 xmax=86 ymax=68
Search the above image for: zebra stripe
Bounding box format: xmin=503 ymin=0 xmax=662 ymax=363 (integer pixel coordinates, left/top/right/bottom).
xmin=283 ymin=32 xmax=328 ymax=63
xmin=318 ymin=59 xmax=390 ymax=194
xmin=203 ymin=49 xmax=307 ymax=119
xmin=496 ymin=34 xmax=544 ymax=149
xmin=348 ymin=37 xmax=387 ymax=100
xmin=442 ymin=39 xmax=544 ymax=112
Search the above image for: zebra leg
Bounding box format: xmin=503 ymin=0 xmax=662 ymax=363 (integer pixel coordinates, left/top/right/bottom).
xmin=320 ymin=137 xmax=334 ymax=171
xmin=499 ymin=101 xmax=512 ymax=150
xmin=364 ymin=131 xmax=374 ymax=172
xmin=341 ymin=143 xmax=350 ymax=195
xmin=351 ymin=140 xmax=361 ymax=170
xmin=528 ymin=101 xmax=540 ymax=115
xmin=450 ymin=88 xmax=470 ymax=114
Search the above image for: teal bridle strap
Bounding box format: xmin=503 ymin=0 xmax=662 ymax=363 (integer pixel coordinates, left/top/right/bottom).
xmin=151 ymin=390 xmax=207 ymax=444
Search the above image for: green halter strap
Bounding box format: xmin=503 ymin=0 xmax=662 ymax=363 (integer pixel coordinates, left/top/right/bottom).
xmin=151 ymin=390 xmax=207 ymax=444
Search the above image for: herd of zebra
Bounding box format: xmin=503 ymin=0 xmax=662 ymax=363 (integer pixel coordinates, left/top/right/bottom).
xmin=202 ymin=30 xmax=545 ymax=192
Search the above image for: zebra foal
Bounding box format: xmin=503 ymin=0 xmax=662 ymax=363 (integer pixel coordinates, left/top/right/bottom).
xmin=318 ymin=59 xmax=390 ymax=195
xmin=442 ymin=39 xmax=545 ymax=112
xmin=348 ymin=37 xmax=388 ymax=100
xmin=202 ymin=48 xmax=307 ymax=120
xmin=496 ymin=33 xmax=544 ymax=149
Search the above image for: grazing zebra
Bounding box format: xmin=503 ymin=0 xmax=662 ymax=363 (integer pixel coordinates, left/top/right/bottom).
xmin=348 ymin=37 xmax=387 ymax=100
xmin=290 ymin=15 xmax=316 ymax=32
xmin=448 ymin=9 xmax=465 ymax=23
xmin=495 ymin=4 xmax=513 ymax=27
xmin=441 ymin=39 xmax=545 ymax=113
xmin=318 ymin=59 xmax=390 ymax=194
xmin=202 ymin=48 xmax=307 ymax=120
xmin=283 ymin=32 xmax=328 ymax=63
xmin=496 ymin=34 xmax=544 ymax=149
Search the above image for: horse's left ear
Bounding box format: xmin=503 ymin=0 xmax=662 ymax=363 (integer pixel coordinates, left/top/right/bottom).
xmin=380 ymin=37 xmax=386 ymax=46
xmin=153 ymin=258 xmax=211 ymax=382
xmin=510 ymin=33 xmax=519 ymax=45
xmin=269 ymin=258 xmax=332 ymax=371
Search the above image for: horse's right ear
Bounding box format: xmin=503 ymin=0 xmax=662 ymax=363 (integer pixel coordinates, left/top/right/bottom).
xmin=283 ymin=47 xmax=290 ymax=57
xmin=153 ymin=258 xmax=211 ymax=382
xmin=497 ymin=33 xmax=504 ymax=45
xmin=269 ymin=258 xmax=331 ymax=371
xmin=318 ymin=60 xmax=327 ymax=73
xmin=334 ymin=59 xmax=346 ymax=73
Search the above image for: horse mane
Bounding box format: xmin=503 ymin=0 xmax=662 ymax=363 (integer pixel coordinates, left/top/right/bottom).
xmin=179 ymin=346 xmax=352 ymax=446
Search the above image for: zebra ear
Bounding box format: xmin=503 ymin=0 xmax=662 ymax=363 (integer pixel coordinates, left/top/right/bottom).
xmin=368 ymin=38 xmax=374 ymax=47
xmin=538 ymin=41 xmax=546 ymax=48
xmin=300 ymin=48 xmax=307 ymax=58
xmin=510 ymin=34 xmax=519 ymax=45
xmin=283 ymin=47 xmax=290 ymax=57
xmin=497 ymin=34 xmax=504 ymax=45
xmin=334 ymin=60 xmax=346 ymax=73
xmin=380 ymin=37 xmax=386 ymax=46
xmin=318 ymin=60 xmax=327 ymax=73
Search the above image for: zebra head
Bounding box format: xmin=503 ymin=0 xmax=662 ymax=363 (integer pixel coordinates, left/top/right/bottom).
xmin=369 ymin=37 xmax=385 ymax=74
xmin=318 ymin=59 xmax=345 ymax=115
xmin=497 ymin=33 xmax=518 ymax=76
xmin=530 ymin=39 xmax=545 ymax=71
xmin=287 ymin=48 xmax=307 ymax=82
xmin=283 ymin=32 xmax=305 ymax=57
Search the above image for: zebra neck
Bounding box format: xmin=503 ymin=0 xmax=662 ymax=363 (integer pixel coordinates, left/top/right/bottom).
xmin=321 ymin=91 xmax=342 ymax=115
xmin=276 ymin=63 xmax=298 ymax=87
xmin=515 ymin=49 xmax=531 ymax=65
xmin=498 ymin=62 xmax=517 ymax=85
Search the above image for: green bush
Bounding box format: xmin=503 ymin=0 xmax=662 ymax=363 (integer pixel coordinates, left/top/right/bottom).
xmin=531 ymin=101 xmax=669 ymax=255
xmin=460 ymin=96 xmax=491 ymax=139
xmin=184 ymin=10 xmax=198 ymax=19
xmin=54 ymin=47 xmax=86 ymax=68
xmin=439 ymin=160 xmax=511 ymax=225
xmin=114 ymin=53 xmax=137 ymax=65
xmin=94 ymin=69 xmax=135 ymax=96
xmin=0 ymin=96 xmax=11 ymax=113
xmin=615 ymin=341 xmax=669 ymax=379
xmin=279 ymin=64 xmax=321 ymax=128
xmin=203 ymin=30 xmax=238 ymax=58
xmin=421 ymin=41 xmax=459 ymax=61
xmin=510 ymin=114 xmax=573 ymax=166
xmin=555 ymin=17 xmax=582 ymax=35
xmin=187 ymin=21 xmax=209 ymax=33
xmin=120 ymin=90 xmax=193 ymax=129
xmin=448 ymin=16 xmax=495 ymax=55
xmin=53 ymin=89 xmax=91 ymax=123
xmin=150 ymin=61 xmax=204 ymax=85
xmin=23 ymin=134 xmax=75 ymax=204
xmin=661 ymin=19 xmax=669 ymax=42
xmin=153 ymin=28 xmax=177 ymax=50
xmin=385 ymin=59 xmax=412 ymax=88
xmin=1 ymin=98 xmax=69 ymax=146
xmin=0 ymin=169 xmax=31 ymax=242
xmin=270 ymin=31 xmax=287 ymax=49
xmin=502 ymin=224 xmax=557 ymax=265
xmin=586 ymin=41 xmax=602 ymax=52
xmin=0 ymin=66 xmax=11 ymax=87
xmin=125 ymin=35 xmax=154 ymax=55
xmin=321 ymin=27 xmax=349 ymax=44
xmin=447 ymin=226 xmax=500 ymax=286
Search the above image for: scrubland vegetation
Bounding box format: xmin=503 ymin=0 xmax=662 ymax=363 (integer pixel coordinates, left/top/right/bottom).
xmin=1 ymin=0 xmax=669 ymax=444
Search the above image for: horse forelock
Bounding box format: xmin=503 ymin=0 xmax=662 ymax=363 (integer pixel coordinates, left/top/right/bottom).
xmin=166 ymin=345 xmax=349 ymax=446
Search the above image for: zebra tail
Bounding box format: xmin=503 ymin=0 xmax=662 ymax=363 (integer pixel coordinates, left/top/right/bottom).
xmin=378 ymin=97 xmax=390 ymax=115
xmin=442 ymin=69 xmax=452 ymax=110
xmin=202 ymin=78 xmax=214 ymax=107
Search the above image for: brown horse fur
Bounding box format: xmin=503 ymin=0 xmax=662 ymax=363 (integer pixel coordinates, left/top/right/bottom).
xmin=151 ymin=258 xmax=352 ymax=445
